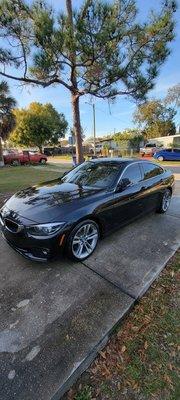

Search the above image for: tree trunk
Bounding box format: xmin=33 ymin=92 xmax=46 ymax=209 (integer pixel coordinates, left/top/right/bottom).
xmin=66 ymin=0 xmax=84 ymax=164
xmin=71 ymin=94 xmax=83 ymax=164
xmin=38 ymin=145 xmax=43 ymax=153
xmin=0 ymin=136 xmax=4 ymax=167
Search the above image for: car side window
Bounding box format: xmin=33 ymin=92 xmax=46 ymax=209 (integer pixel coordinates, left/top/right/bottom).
xmin=146 ymin=143 xmax=156 ymax=147
xmin=166 ymin=149 xmax=172 ymax=152
xmin=142 ymin=162 xmax=163 ymax=180
xmin=174 ymin=149 xmax=180 ymax=153
xmin=121 ymin=164 xmax=142 ymax=186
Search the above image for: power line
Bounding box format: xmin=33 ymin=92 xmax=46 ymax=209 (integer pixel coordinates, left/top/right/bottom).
xmin=95 ymin=105 xmax=125 ymax=123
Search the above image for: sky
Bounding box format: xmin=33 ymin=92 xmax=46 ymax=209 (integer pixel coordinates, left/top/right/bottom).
xmin=3 ymin=0 xmax=180 ymax=138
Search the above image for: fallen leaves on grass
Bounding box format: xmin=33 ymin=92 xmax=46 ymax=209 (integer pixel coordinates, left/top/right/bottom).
xmin=64 ymin=251 xmax=180 ymax=400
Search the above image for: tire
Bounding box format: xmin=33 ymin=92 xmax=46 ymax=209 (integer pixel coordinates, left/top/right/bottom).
xmin=11 ymin=159 xmax=20 ymax=166
xmin=40 ymin=158 xmax=46 ymax=164
xmin=157 ymin=156 xmax=164 ymax=162
xmin=157 ymin=189 xmax=172 ymax=214
xmin=66 ymin=219 xmax=100 ymax=261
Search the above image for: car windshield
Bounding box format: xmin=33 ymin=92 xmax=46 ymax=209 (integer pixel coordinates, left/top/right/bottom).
xmin=62 ymin=161 xmax=122 ymax=189
xmin=146 ymin=143 xmax=156 ymax=148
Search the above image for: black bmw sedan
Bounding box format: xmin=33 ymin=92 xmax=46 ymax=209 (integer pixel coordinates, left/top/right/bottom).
xmin=0 ymin=159 xmax=174 ymax=262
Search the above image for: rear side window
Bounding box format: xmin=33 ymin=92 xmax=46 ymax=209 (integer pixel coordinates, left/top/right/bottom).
xmin=142 ymin=162 xmax=163 ymax=180
xmin=174 ymin=149 xmax=180 ymax=153
xmin=121 ymin=163 xmax=142 ymax=185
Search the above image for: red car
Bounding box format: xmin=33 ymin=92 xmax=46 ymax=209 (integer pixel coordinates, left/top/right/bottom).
xmin=3 ymin=150 xmax=47 ymax=165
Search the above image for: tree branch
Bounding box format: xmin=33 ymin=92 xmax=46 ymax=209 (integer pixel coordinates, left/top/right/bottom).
xmin=79 ymin=0 xmax=92 ymax=21
xmin=0 ymin=71 xmax=72 ymax=91
xmin=89 ymin=88 xmax=136 ymax=99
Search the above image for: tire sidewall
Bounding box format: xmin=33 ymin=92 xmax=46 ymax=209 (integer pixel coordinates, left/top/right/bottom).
xmin=66 ymin=219 xmax=100 ymax=261
xmin=40 ymin=158 xmax=46 ymax=164
xmin=158 ymin=189 xmax=172 ymax=213
xmin=12 ymin=160 xmax=20 ymax=166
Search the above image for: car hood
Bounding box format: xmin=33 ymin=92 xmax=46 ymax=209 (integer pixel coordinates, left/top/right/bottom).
xmin=3 ymin=179 xmax=103 ymax=223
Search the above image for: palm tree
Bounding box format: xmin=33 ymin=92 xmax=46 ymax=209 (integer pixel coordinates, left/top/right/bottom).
xmin=0 ymin=80 xmax=16 ymax=166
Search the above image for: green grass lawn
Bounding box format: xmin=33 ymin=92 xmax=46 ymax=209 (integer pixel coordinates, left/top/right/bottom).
xmin=65 ymin=251 xmax=180 ymax=400
xmin=48 ymin=154 xmax=72 ymax=162
xmin=0 ymin=164 xmax=69 ymax=193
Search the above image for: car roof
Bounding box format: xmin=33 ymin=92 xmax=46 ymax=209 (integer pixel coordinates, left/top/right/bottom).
xmin=89 ymin=157 xmax=151 ymax=165
xmin=163 ymin=148 xmax=180 ymax=151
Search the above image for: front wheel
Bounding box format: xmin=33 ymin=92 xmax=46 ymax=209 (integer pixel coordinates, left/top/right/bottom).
xmin=157 ymin=156 xmax=164 ymax=162
xmin=11 ymin=159 xmax=20 ymax=166
xmin=157 ymin=189 xmax=172 ymax=214
xmin=40 ymin=158 xmax=46 ymax=164
xmin=66 ymin=219 xmax=99 ymax=261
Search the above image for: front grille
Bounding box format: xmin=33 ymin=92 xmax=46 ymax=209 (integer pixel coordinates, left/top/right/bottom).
xmin=1 ymin=216 xmax=23 ymax=234
xmin=4 ymin=218 xmax=19 ymax=233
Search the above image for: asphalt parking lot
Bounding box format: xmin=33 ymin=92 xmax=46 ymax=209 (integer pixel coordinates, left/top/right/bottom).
xmin=0 ymin=164 xmax=180 ymax=400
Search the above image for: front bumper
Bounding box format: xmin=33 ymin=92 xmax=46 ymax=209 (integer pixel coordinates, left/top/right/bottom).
xmin=0 ymin=209 xmax=69 ymax=262
xmin=1 ymin=231 xmax=53 ymax=262
xmin=1 ymin=227 xmax=68 ymax=262
xmin=1 ymin=225 xmax=68 ymax=261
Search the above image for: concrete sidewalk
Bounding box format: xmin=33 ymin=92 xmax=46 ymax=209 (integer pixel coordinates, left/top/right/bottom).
xmin=0 ymin=184 xmax=180 ymax=399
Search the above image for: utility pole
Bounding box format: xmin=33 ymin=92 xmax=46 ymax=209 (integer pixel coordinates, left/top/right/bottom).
xmin=93 ymin=103 xmax=96 ymax=155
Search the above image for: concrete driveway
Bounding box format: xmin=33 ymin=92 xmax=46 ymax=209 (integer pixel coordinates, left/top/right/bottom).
xmin=0 ymin=164 xmax=180 ymax=400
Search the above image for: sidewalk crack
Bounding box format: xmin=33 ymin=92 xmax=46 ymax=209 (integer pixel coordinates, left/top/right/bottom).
xmin=81 ymin=261 xmax=136 ymax=300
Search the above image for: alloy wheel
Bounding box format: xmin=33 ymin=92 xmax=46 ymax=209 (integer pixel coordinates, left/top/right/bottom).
xmin=72 ymin=222 xmax=99 ymax=260
xmin=12 ymin=159 xmax=20 ymax=166
xmin=162 ymin=190 xmax=171 ymax=212
xmin=158 ymin=156 xmax=164 ymax=161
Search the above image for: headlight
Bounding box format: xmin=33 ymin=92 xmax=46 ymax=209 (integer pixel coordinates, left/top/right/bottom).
xmin=26 ymin=222 xmax=66 ymax=238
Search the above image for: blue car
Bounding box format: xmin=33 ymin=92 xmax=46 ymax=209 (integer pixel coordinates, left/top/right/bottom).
xmin=154 ymin=148 xmax=180 ymax=161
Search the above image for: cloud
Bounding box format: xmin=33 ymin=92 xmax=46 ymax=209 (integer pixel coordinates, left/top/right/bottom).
xmin=150 ymin=74 xmax=180 ymax=96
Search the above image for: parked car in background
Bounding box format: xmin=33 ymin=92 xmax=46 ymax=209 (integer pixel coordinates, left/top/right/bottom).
xmin=0 ymin=158 xmax=174 ymax=262
xmin=3 ymin=150 xmax=47 ymax=165
xmin=154 ymin=148 xmax=180 ymax=161
xmin=139 ymin=142 xmax=162 ymax=157
xmin=23 ymin=150 xmax=47 ymax=164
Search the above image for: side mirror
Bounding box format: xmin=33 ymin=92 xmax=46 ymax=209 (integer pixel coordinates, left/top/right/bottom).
xmin=115 ymin=178 xmax=130 ymax=192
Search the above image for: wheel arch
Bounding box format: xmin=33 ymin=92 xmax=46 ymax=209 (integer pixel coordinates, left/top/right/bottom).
xmin=69 ymin=214 xmax=104 ymax=239
xmin=167 ymin=186 xmax=172 ymax=195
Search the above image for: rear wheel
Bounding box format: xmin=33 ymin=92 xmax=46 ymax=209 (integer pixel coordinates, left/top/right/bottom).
xmin=157 ymin=189 xmax=172 ymax=214
xmin=66 ymin=219 xmax=99 ymax=261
